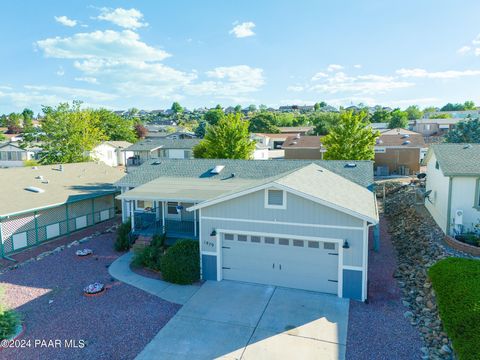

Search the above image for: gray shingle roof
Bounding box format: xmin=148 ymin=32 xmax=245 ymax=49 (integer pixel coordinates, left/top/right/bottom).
xmin=116 ymin=159 xmax=374 ymax=189
xmin=126 ymin=139 xmax=201 ymax=152
xmin=430 ymin=143 xmax=480 ymax=176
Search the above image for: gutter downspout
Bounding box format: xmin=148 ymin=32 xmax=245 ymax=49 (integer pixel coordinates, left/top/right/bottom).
xmin=446 ymin=177 xmax=453 ymax=235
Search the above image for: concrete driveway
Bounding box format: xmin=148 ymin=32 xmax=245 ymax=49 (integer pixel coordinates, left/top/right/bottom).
xmin=136 ymin=281 xmax=349 ymax=360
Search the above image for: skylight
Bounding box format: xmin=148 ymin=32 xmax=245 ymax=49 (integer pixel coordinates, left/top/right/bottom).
xmin=211 ymin=165 xmax=225 ymax=174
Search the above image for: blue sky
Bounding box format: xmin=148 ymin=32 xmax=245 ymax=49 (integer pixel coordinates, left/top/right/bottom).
xmin=1 ymin=0 xmax=480 ymax=113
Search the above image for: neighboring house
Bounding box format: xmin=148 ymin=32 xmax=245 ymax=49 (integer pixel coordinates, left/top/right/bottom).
xmin=409 ymin=117 xmax=473 ymax=137
xmin=125 ymin=138 xmax=200 ymax=166
xmin=374 ymin=129 xmax=427 ymax=176
xmin=278 ymin=126 xmax=314 ymax=135
xmin=253 ymin=143 xmax=269 ymax=160
xmin=0 ymin=162 xmax=124 ymax=256
xmin=90 ymin=141 xmax=133 ymax=167
xmin=282 ymin=135 xmax=325 ymax=160
xmin=422 ymin=110 xmax=480 ymax=120
xmin=0 ymin=142 xmax=42 ymax=167
xmin=369 ymin=122 xmax=389 ymax=131
xmin=251 ymin=133 xmax=289 ymax=150
xmin=116 ymin=159 xmax=378 ymax=301
xmin=423 ymin=144 xmax=480 ymax=236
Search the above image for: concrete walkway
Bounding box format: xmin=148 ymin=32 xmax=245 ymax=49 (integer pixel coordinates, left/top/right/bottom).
xmin=108 ymin=252 xmax=201 ymax=305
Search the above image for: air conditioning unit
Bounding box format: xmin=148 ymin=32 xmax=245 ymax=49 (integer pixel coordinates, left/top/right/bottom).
xmin=455 ymin=209 xmax=464 ymax=225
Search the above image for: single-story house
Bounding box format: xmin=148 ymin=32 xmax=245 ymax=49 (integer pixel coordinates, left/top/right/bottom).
xmin=251 ymin=133 xmax=289 ymax=150
xmin=0 ymin=163 xmax=124 ymax=256
xmin=124 ymin=138 xmax=200 ymax=166
xmin=409 ymin=118 xmax=468 ymax=137
xmin=282 ymin=135 xmax=325 ymax=159
xmin=253 ymin=143 xmax=269 ymax=160
xmin=90 ymin=141 xmax=133 ymax=167
xmin=374 ymin=128 xmax=427 ymax=176
xmin=0 ymin=142 xmax=42 ymax=168
xmin=278 ymin=126 xmax=314 ymax=135
xmin=116 ymin=159 xmax=378 ymax=301
xmin=423 ymin=144 xmax=480 ymax=236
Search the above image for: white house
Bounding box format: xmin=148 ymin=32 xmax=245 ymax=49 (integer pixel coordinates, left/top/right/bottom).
xmin=0 ymin=142 xmax=42 ymax=167
xmin=423 ymin=144 xmax=480 ymax=236
xmin=90 ymin=141 xmax=133 ymax=167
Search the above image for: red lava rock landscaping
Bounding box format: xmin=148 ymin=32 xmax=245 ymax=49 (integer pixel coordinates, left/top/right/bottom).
xmin=0 ymin=231 xmax=181 ymax=360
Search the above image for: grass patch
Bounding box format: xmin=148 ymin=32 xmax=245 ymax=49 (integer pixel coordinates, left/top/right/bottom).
xmin=429 ymin=257 xmax=480 ymax=360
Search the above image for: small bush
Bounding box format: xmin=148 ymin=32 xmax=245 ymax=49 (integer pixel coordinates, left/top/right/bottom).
xmin=131 ymin=233 xmax=166 ymax=272
xmin=0 ymin=288 xmax=19 ymax=340
xmin=114 ymin=220 xmax=131 ymax=251
xmin=161 ymin=240 xmax=199 ymax=285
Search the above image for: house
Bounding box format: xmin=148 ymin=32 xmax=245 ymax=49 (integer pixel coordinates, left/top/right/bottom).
xmin=116 ymin=159 xmax=378 ymax=301
xmin=0 ymin=162 xmax=124 ymax=256
xmin=125 ymin=138 xmax=200 ymax=166
xmin=422 ymin=110 xmax=480 ymax=120
xmin=423 ymin=144 xmax=480 ymax=236
xmin=410 ymin=118 xmax=469 ymax=137
xmin=282 ymin=135 xmax=325 ymax=160
xmin=251 ymin=133 xmax=289 ymax=150
xmin=253 ymin=143 xmax=269 ymax=160
xmin=0 ymin=142 xmax=42 ymax=167
xmin=90 ymin=141 xmax=133 ymax=167
xmin=278 ymin=126 xmax=314 ymax=135
xmin=374 ymin=129 xmax=427 ymax=176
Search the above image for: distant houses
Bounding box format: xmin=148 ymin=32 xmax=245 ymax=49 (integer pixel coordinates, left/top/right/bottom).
xmin=0 ymin=142 xmax=42 ymax=167
xmin=125 ymin=138 xmax=200 ymax=166
xmin=90 ymin=141 xmax=133 ymax=167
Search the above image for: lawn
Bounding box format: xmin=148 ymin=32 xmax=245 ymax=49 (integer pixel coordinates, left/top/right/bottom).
xmin=429 ymin=257 xmax=480 ymax=360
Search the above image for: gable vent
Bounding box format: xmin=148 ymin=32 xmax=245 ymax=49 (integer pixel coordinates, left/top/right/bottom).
xmin=211 ymin=165 xmax=225 ymax=174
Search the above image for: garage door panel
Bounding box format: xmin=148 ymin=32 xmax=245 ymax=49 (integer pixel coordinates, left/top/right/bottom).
xmin=222 ymin=234 xmax=339 ymax=295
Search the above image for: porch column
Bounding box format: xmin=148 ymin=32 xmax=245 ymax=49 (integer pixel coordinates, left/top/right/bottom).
xmin=155 ymin=201 xmax=160 ymax=221
xmin=194 ymin=207 xmax=197 ymax=237
xmin=130 ymin=201 xmax=135 ymax=231
xmin=162 ymin=201 xmax=166 ymax=228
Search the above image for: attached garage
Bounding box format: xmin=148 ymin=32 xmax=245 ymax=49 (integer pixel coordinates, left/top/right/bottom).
xmin=220 ymin=232 xmax=340 ymax=294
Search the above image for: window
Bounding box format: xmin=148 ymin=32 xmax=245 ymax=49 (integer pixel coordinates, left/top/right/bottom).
xmin=224 ymin=233 xmax=234 ymax=241
xmin=250 ymin=236 xmax=261 ymax=243
xmin=435 ymin=161 xmax=439 ymax=170
xmin=279 ymin=238 xmax=289 ymax=246
xmin=238 ymin=235 xmax=247 ymax=242
xmin=293 ymin=239 xmax=304 ymax=247
xmin=264 ymin=237 xmax=275 ymax=244
xmin=167 ymin=202 xmax=178 ymax=214
xmin=308 ymin=241 xmax=319 ymax=248
xmin=265 ymin=189 xmax=286 ymax=209
xmin=137 ymin=200 xmax=153 ymax=210
xmin=324 ymin=242 xmax=336 ymax=250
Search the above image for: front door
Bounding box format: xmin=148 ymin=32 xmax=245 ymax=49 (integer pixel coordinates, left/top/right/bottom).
xmin=166 ymin=201 xmax=181 ymax=221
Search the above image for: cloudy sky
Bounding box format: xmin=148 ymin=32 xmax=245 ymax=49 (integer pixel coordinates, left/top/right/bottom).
xmin=1 ymin=0 xmax=480 ymax=113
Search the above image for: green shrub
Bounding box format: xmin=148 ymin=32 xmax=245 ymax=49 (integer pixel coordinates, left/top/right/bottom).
xmin=161 ymin=240 xmax=199 ymax=285
xmin=114 ymin=220 xmax=131 ymax=251
xmin=131 ymin=233 xmax=166 ymax=272
xmin=0 ymin=310 xmax=19 ymax=340
xmin=429 ymin=258 xmax=480 ymax=360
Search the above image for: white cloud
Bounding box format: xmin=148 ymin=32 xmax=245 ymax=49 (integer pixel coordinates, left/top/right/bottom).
xmin=229 ymin=22 xmax=256 ymax=38
xmin=287 ymin=85 xmax=304 ymax=92
xmin=23 ymin=85 xmax=117 ymax=101
xmin=327 ymin=64 xmax=344 ymax=72
xmin=75 ymin=77 xmax=98 ymax=84
xmin=396 ymin=68 xmax=480 ymax=79
xmin=36 ymin=30 xmax=170 ymax=61
xmin=56 ymin=67 xmax=65 ymax=76
xmin=457 ymin=45 xmax=471 ymax=55
xmin=54 ymin=15 xmax=77 ymax=27
xmin=353 ymin=64 xmax=362 ymax=69
xmin=311 ymin=72 xmax=328 ymax=81
xmin=96 ymin=7 xmax=148 ymax=29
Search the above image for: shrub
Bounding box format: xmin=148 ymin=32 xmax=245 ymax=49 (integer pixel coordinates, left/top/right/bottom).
xmin=161 ymin=240 xmax=199 ymax=285
xmin=114 ymin=220 xmax=131 ymax=251
xmin=0 ymin=288 xmax=19 ymax=340
xmin=131 ymin=233 xmax=166 ymax=272
xmin=429 ymin=258 xmax=480 ymax=360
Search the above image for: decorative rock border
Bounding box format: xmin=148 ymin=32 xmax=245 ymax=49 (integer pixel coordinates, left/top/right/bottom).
xmin=444 ymin=235 xmax=480 ymax=256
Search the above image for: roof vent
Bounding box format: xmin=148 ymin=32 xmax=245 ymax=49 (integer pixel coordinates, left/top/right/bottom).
xmin=463 ymin=144 xmax=472 ymax=149
xmin=345 ymin=163 xmax=357 ymax=168
xmin=292 ymin=141 xmax=297 ymax=145
xmin=402 ymin=134 xmax=410 ymax=139
xmin=403 ymin=140 xmax=411 ymax=145
xmin=376 ymin=139 xmax=383 ymax=144
xmin=32 ymin=166 xmax=38 ymax=170
xmin=152 ymin=160 xmax=162 ymax=165
xmin=36 ymin=175 xmax=44 ymax=181
xmin=25 ymin=186 xmax=45 ymax=193
xmin=211 ymin=165 xmax=225 ymax=174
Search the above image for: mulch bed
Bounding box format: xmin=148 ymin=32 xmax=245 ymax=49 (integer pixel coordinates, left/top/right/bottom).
xmin=346 ymin=216 xmax=423 ymax=360
xmin=0 ymin=232 xmax=181 ymax=360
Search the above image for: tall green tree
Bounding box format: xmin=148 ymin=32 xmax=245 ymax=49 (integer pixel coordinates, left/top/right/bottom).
xmin=388 ymin=109 xmax=409 ymax=129
xmin=463 ymin=100 xmax=476 ymax=110
xmin=234 ymin=105 xmax=242 ymax=113
xmin=248 ymin=113 xmax=280 ymax=133
xmin=38 ymin=102 xmax=106 ymax=164
xmin=193 ymin=113 xmax=255 ymax=159
xmin=171 ymin=102 xmax=183 ymax=114
xmin=203 ymin=108 xmax=225 ymax=126
xmin=405 ymin=105 xmax=423 ymax=120
xmin=22 ymin=108 xmax=34 ymax=129
xmin=94 ymin=109 xmax=137 ymax=142
xmin=444 ymin=119 xmax=480 ymax=143
xmin=371 ymin=108 xmax=391 ymax=123
xmin=311 ymin=112 xmax=340 ymax=135
xmin=322 ymin=111 xmax=380 ymax=160
xmin=6 ymin=113 xmax=22 ymax=133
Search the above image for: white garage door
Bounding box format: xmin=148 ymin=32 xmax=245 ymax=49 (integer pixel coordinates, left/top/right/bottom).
xmin=221 ymin=233 xmax=339 ymax=294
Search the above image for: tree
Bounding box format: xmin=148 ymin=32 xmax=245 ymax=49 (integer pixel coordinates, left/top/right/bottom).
xmin=94 ymin=109 xmax=137 ymax=142
xmin=38 ymin=102 xmax=106 ymax=164
xmin=134 ymin=123 xmax=148 ymax=139
xmin=6 ymin=113 xmax=22 ymax=134
xmin=194 ymin=120 xmax=208 ymax=138
xmin=126 ymin=108 xmax=139 ymax=119
xmin=234 ymin=105 xmax=242 ymax=113
xmin=0 ymin=114 xmax=7 ymax=127
xmin=248 ymin=113 xmax=280 ymax=133
xmin=203 ymin=108 xmax=224 ymax=126
xmin=405 ymin=105 xmax=423 ymax=120
xmin=430 ymin=113 xmax=452 ymax=119
xmin=371 ymin=108 xmax=391 ymax=123
xmin=423 ymin=106 xmax=437 ymax=114
xmin=388 ymin=109 xmax=409 ymax=129
xmin=171 ymin=102 xmax=183 ymax=114
xmin=22 ymin=108 xmax=34 ymax=129
xmin=248 ymin=104 xmax=257 ymax=113
xmin=193 ymin=113 xmax=255 ymax=159
xmin=322 ymin=111 xmax=380 ymax=160
xmin=444 ymin=119 xmax=480 ymax=143
xmin=311 ymin=112 xmax=340 ymax=135
xmin=463 ymin=100 xmax=476 ymax=110
xmin=440 ymin=103 xmax=465 ymax=111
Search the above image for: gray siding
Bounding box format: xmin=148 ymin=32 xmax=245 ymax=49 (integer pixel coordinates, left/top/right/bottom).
xmin=343 ymin=269 xmax=363 ymax=301
xmin=201 ymin=254 xmax=217 ymax=280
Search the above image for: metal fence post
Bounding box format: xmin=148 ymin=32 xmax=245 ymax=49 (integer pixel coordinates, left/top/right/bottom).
xmin=91 ymin=198 xmax=95 ymax=225
xmin=66 ymin=203 xmax=70 ymax=234
xmin=34 ymin=210 xmax=39 ymax=245
xmin=0 ymin=221 xmax=4 ymax=258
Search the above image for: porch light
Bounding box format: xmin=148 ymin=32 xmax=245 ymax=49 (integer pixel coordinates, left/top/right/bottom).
xmin=210 ymin=229 xmax=217 ymax=237
xmin=342 ymin=240 xmax=350 ymax=249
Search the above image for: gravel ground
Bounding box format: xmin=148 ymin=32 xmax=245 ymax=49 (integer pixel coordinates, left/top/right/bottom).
xmin=346 ymin=216 xmax=423 ymax=360
xmin=0 ymin=232 xmax=181 ymax=360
